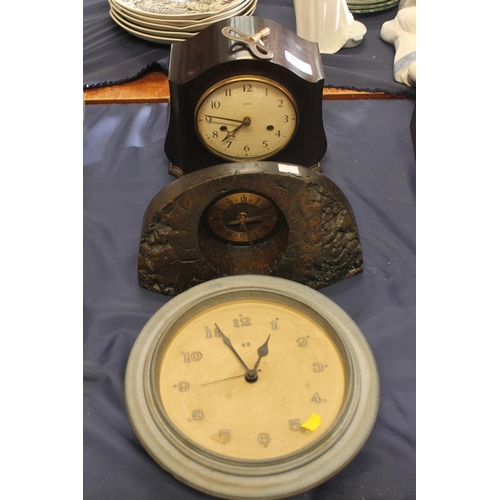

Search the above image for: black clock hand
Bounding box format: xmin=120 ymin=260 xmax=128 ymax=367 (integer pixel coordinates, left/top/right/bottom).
xmin=244 ymin=335 xmax=271 ymax=383
xmin=227 ymin=213 xmax=276 ymax=225
xmin=222 ymin=116 xmax=251 ymax=141
xmin=253 ymin=335 xmax=271 ymax=371
xmin=204 ymin=115 xmax=246 ymax=124
xmin=215 ymin=324 xmax=250 ymax=371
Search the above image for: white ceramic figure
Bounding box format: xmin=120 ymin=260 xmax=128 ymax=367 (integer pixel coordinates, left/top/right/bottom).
xmin=293 ymin=0 xmax=367 ymax=54
xmin=380 ymin=0 xmax=416 ymax=87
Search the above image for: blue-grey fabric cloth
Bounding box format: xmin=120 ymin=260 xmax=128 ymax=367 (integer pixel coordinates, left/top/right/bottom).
xmin=83 ymin=99 xmax=416 ymax=499
xmin=83 ymin=0 xmax=415 ymax=96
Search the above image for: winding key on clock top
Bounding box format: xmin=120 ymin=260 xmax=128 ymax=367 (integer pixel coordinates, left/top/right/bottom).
xmin=222 ymin=26 xmax=274 ymax=60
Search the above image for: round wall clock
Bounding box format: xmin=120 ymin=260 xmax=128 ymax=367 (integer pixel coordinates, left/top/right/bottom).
xmin=125 ymin=274 xmax=380 ymax=499
xmin=164 ymin=16 xmax=327 ymax=177
xmin=138 ymin=162 xmax=363 ymax=296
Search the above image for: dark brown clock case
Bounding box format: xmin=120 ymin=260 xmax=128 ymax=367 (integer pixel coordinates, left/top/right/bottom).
xmin=138 ymin=162 xmax=362 ymax=296
xmin=164 ymin=16 xmax=327 ymax=177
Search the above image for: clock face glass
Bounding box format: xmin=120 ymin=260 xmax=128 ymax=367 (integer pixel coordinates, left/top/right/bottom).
xmin=204 ymin=191 xmax=283 ymax=245
xmin=157 ymin=299 xmax=347 ymax=461
xmin=195 ymin=76 xmax=298 ymax=161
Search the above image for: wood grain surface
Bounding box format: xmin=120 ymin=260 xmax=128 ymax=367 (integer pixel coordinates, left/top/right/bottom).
xmin=83 ymin=70 xmax=410 ymax=104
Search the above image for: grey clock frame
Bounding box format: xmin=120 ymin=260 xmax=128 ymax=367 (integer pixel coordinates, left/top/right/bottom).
xmin=125 ymin=275 xmax=380 ymax=499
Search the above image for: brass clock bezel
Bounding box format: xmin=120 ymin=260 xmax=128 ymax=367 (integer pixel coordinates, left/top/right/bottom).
xmin=194 ymin=75 xmax=299 ymax=162
xmin=125 ymin=275 xmax=379 ymax=499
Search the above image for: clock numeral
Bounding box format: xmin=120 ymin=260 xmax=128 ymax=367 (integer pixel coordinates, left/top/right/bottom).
xmin=225 ymin=142 xmax=232 ymax=149
xmin=289 ymin=419 xmax=302 ymax=431
xmin=296 ymin=337 xmax=308 ymax=347
xmin=239 ymin=194 xmax=248 ymax=203
xmin=233 ymin=317 xmax=251 ymax=327
xmin=212 ymin=131 xmax=219 ymax=138
xmin=277 ymin=99 xmax=284 ymax=107
xmin=258 ymin=433 xmax=270 ymax=447
xmin=243 ymin=83 xmax=253 ymax=92
xmin=191 ymin=409 xmax=204 ymax=421
xmin=205 ymin=326 xmax=221 ymax=339
xmin=244 ymin=145 xmax=251 ymax=152
xmin=283 ymin=115 xmax=289 ymax=123
xmin=311 ymin=393 xmax=326 ymax=403
xmin=262 ymin=140 xmax=269 ymax=148
xmin=275 ymin=130 xmax=282 ymax=137
xmin=225 ymin=89 xmax=232 ymax=96
xmin=182 ymin=351 xmax=203 ymax=362
xmin=176 ymin=381 xmax=190 ymax=392
xmin=312 ymin=362 xmax=325 ymax=372
xmin=219 ymin=430 xmax=231 ymax=442
xmin=271 ymin=320 xmax=278 ymax=330
xmin=210 ymin=100 xmax=221 ymax=109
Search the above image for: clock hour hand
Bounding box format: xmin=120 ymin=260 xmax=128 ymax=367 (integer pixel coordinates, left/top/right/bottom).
xmin=244 ymin=335 xmax=271 ymax=383
xmin=239 ymin=218 xmax=254 ymax=245
xmin=253 ymin=335 xmax=271 ymax=371
xmin=222 ymin=116 xmax=251 ymax=142
xmin=215 ymin=324 xmax=250 ymax=371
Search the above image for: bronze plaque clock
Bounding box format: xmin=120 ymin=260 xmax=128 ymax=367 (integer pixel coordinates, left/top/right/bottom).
xmin=125 ymin=275 xmax=380 ymax=499
xmin=164 ymin=16 xmax=327 ymax=177
xmin=138 ymin=162 xmax=363 ymax=296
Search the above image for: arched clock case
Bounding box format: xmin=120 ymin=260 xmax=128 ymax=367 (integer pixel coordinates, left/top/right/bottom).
xmin=138 ymin=162 xmax=363 ymax=296
xmin=164 ymin=16 xmax=327 ymax=177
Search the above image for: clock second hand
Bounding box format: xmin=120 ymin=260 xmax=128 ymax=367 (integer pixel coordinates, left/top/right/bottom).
xmin=200 ymin=369 xmax=262 ymax=387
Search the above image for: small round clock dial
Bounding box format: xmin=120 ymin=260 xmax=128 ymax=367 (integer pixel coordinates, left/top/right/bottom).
xmin=195 ymin=76 xmax=298 ymax=161
xmin=206 ymin=191 xmax=281 ymax=245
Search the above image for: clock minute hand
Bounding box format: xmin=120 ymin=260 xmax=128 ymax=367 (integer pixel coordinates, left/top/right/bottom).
xmin=215 ymin=324 xmax=250 ymax=371
xmin=227 ymin=214 xmax=275 ymax=225
xmin=204 ymin=115 xmax=246 ymax=124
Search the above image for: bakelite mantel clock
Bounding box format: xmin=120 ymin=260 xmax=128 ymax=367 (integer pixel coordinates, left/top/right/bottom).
xmin=164 ymin=16 xmax=328 ymax=177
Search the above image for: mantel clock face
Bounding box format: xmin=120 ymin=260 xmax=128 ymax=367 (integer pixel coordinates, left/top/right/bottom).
xmin=195 ymin=76 xmax=298 ymax=162
xmin=125 ymin=275 xmax=380 ymax=499
xmin=164 ymin=16 xmax=327 ymax=177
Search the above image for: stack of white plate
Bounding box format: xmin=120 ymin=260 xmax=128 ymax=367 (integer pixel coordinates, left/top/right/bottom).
xmin=347 ymin=0 xmax=399 ymax=14
xmin=109 ymin=0 xmax=258 ymax=44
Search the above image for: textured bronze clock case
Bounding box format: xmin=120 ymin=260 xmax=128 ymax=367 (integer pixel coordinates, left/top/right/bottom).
xmin=164 ymin=16 xmax=327 ymax=176
xmin=138 ymin=162 xmax=363 ymax=296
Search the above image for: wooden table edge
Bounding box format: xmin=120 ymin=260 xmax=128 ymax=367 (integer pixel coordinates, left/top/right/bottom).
xmin=83 ymin=71 xmax=413 ymax=104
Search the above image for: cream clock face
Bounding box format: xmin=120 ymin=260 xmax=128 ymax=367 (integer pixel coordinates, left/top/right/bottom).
xmin=125 ymin=275 xmax=379 ymax=499
xmin=158 ymin=299 xmax=346 ymax=461
xmin=195 ymin=76 xmax=298 ymax=161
